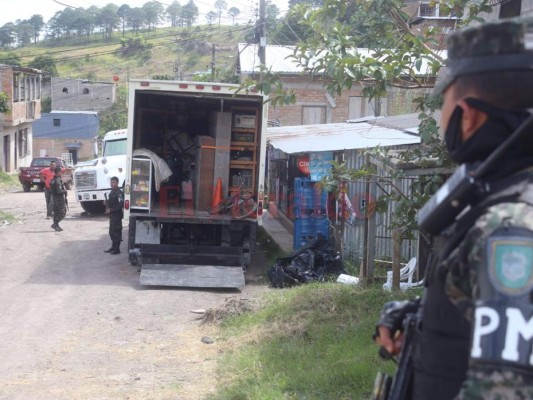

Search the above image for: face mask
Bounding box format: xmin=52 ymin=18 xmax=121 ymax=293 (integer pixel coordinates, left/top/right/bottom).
xmin=443 ymin=98 xmax=531 ymax=164
xmin=444 ymin=105 xmax=463 ymax=155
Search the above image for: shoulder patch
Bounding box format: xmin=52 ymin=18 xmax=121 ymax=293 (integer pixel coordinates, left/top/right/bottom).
xmin=488 ymin=236 xmax=533 ymax=296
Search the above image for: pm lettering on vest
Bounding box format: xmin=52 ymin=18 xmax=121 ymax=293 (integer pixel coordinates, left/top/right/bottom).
xmin=472 ymin=306 xmax=533 ymax=365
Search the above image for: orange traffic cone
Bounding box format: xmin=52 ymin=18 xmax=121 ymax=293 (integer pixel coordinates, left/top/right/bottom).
xmin=211 ymin=177 xmax=224 ymax=213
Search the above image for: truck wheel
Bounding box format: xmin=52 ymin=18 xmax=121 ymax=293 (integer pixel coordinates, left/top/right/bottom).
xmin=22 ymin=183 xmax=31 ymax=192
xmin=80 ymin=201 xmax=106 ymax=214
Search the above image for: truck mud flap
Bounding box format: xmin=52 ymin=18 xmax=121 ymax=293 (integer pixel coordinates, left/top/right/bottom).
xmin=140 ymin=264 xmax=245 ymax=289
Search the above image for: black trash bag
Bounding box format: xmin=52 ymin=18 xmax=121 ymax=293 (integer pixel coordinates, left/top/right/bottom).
xmin=268 ymin=238 xmax=347 ymax=288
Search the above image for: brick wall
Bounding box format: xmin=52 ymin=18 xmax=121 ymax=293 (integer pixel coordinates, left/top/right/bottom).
xmin=268 ymin=76 xmax=366 ymax=126
xmin=268 ymin=75 xmax=433 ymax=126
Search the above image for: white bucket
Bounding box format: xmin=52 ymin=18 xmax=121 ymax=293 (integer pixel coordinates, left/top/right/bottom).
xmin=337 ymin=274 xmax=360 ymax=285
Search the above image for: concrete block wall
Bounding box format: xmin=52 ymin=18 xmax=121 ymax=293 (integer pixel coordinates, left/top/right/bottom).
xmin=51 ymin=78 xmax=116 ymax=112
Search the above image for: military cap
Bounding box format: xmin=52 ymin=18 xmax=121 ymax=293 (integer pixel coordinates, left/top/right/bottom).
xmin=434 ymin=17 xmax=533 ymax=94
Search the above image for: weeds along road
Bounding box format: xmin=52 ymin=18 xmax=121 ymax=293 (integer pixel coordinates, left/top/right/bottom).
xmin=0 ymin=188 xmax=269 ymax=400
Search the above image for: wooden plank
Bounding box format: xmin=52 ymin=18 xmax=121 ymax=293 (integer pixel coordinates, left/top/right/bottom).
xmin=194 ymin=136 xmax=215 ymax=211
xmin=140 ymin=264 xmax=245 ymax=288
xmin=211 ymin=111 xmax=232 ymax=195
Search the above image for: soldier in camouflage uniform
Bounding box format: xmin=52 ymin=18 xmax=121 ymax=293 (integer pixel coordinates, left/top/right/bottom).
xmin=104 ymin=176 xmax=124 ymax=255
xmin=50 ymin=166 xmax=67 ymax=232
xmin=374 ymin=18 xmax=533 ymax=399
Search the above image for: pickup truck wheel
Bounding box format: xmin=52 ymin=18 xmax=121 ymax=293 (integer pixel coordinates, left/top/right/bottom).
xmin=80 ymin=201 xmax=106 ymax=215
xmin=22 ymin=183 xmax=31 ymax=192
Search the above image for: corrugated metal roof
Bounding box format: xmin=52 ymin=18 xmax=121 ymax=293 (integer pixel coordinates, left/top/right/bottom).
xmin=238 ymin=43 xmax=446 ymax=76
xmin=33 ymin=112 xmax=99 ymax=139
xmin=267 ymin=121 xmax=420 ymax=154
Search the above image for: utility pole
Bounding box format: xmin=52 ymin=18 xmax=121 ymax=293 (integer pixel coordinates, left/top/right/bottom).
xmin=258 ymin=0 xmax=266 ymax=85
xmin=211 ymin=43 xmax=216 ymax=81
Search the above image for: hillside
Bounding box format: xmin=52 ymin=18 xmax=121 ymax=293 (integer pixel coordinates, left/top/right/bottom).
xmin=14 ymin=24 xmax=252 ymax=88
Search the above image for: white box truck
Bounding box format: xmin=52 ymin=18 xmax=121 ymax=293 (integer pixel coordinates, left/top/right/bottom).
xmin=74 ymin=129 xmax=127 ymax=214
xmin=124 ymin=80 xmax=268 ymax=289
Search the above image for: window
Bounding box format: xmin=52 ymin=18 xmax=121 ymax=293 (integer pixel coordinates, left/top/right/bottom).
xmin=499 ymin=0 xmax=521 ymax=18
xmin=62 ymin=87 xmax=68 ymax=94
xmin=83 ymin=88 xmax=90 ymax=94
xmin=302 ymin=106 xmax=326 ymax=125
xmin=18 ymin=129 xmax=28 ymax=157
xmin=348 ymin=96 xmax=388 ymax=119
xmin=53 ymin=118 xmax=61 ymax=126
xmin=418 ymin=2 xmax=458 ymax=18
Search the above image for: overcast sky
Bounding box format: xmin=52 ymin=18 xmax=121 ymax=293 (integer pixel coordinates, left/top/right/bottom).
xmin=0 ymin=0 xmax=289 ymax=27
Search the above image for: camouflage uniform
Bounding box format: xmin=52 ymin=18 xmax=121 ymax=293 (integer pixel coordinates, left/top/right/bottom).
xmin=50 ymin=172 xmax=67 ymax=230
xmin=106 ymin=181 xmax=124 ymax=254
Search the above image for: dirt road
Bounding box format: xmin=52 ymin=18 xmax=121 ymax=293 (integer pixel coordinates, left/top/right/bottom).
xmin=0 ymin=187 xmax=270 ymax=400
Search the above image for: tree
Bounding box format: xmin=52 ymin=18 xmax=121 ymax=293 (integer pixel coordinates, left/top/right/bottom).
xmin=27 ymin=15 xmax=44 ymax=44
xmin=289 ymin=0 xmax=324 ymax=7
xmin=206 ymin=11 xmax=217 ymax=27
xmin=127 ymin=7 xmax=146 ymax=33
xmin=166 ymin=1 xmax=182 ymax=27
xmin=15 ymin=21 xmax=33 ymax=46
xmin=181 ymin=0 xmax=199 ymax=29
xmin=269 ymin=5 xmax=311 ymax=45
xmin=227 ymin=7 xmax=240 ymax=25
xmin=97 ymin=4 xmax=120 ymax=40
xmin=214 ymin=0 xmax=227 ymax=27
xmin=28 ymin=55 xmax=58 ymax=82
xmin=0 ymin=23 xmax=16 ymax=48
xmin=0 ymin=92 xmax=9 ymax=114
xmin=117 ymin=4 xmax=131 ymax=37
xmin=143 ymin=1 xmax=164 ymax=31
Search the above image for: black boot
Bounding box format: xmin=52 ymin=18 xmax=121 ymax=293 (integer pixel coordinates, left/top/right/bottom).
xmin=110 ymin=241 xmax=120 ymax=255
xmin=104 ymin=245 xmax=114 ymax=253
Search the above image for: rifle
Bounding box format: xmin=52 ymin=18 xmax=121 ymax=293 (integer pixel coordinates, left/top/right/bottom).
xmin=372 ymin=312 xmax=418 ymax=400
xmin=65 ymin=193 xmax=69 ymax=211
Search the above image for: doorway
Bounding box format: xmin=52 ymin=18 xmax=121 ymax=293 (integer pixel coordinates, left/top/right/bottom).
xmin=3 ymin=135 xmax=10 ymax=172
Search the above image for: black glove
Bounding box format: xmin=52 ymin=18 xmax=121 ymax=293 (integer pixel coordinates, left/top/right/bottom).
xmin=373 ymin=297 xmax=421 ymax=340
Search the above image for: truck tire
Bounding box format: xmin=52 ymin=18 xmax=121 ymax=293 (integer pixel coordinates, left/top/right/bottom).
xmin=22 ymin=183 xmax=31 ymax=192
xmin=80 ymin=201 xmax=106 ymax=214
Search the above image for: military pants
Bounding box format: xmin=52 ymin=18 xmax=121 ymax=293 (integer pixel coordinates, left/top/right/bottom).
xmin=44 ymin=188 xmax=54 ymax=217
xmin=109 ymin=213 xmax=123 ymax=243
xmin=53 ymin=197 xmax=66 ymax=225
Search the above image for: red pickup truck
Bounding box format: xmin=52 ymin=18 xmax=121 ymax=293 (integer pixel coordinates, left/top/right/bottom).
xmin=19 ymin=157 xmax=74 ymax=192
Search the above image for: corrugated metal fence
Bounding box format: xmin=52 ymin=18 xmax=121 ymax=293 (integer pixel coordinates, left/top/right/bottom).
xmin=339 ymin=148 xmax=418 ymax=268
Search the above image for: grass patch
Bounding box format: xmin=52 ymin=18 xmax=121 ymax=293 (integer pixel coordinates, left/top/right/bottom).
xmin=209 ymin=283 xmax=417 ymax=400
xmin=0 ymin=172 xmax=18 ymax=223
xmin=0 ymin=172 xmax=19 ymax=192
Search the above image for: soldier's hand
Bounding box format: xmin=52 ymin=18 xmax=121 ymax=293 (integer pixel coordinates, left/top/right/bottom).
xmin=375 ymin=326 xmax=404 ymax=355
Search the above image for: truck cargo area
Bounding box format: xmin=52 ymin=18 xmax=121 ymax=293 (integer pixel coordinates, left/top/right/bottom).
xmin=125 ymin=81 xmax=266 ymax=289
